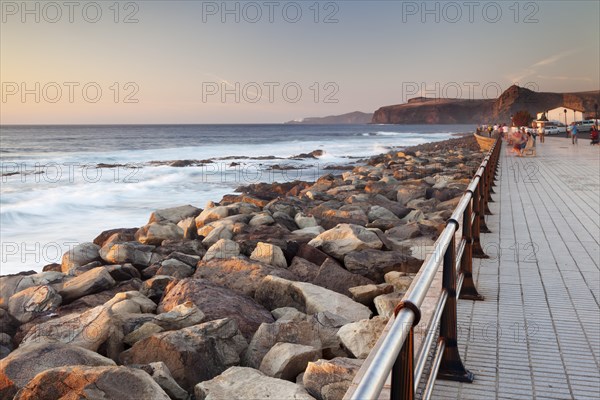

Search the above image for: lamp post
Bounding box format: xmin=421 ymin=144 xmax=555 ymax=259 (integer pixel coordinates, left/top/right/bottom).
xmin=564 ymin=109 xmax=568 ymax=138
xmin=595 ymin=103 xmax=598 ymax=122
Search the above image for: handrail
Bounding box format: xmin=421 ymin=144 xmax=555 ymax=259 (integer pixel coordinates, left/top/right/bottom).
xmin=347 ymin=135 xmax=502 ymax=400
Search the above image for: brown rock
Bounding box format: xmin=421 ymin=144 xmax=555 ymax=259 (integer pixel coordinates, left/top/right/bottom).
xmin=303 ymin=357 xmax=363 ymax=400
xmin=343 ymin=249 xmax=421 ymax=283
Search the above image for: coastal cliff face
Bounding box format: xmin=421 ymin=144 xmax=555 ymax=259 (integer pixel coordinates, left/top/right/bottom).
xmin=373 ymin=86 xmax=600 ymax=124
xmin=287 ymin=111 xmax=373 ymax=125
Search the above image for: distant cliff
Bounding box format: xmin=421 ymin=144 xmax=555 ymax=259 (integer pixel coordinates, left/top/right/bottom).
xmin=372 ymin=86 xmax=600 ymax=124
xmin=286 ymin=111 xmax=373 ymax=124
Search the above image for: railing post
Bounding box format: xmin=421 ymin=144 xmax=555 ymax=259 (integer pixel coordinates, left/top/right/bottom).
xmin=472 ymin=180 xmax=489 ymax=258
xmin=437 ymin=223 xmax=474 ymax=383
xmin=478 ymin=175 xmax=491 ymax=233
xmin=459 ymin=197 xmax=484 ymax=301
xmin=391 ymin=303 xmax=421 ymax=400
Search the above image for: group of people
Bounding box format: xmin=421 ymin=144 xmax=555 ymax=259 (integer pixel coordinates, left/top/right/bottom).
xmin=509 ymin=127 xmax=534 ymax=156
xmin=568 ymin=124 xmax=599 ymax=145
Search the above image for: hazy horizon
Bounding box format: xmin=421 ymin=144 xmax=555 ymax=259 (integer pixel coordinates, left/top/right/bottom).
xmin=2 ymin=0 xmax=599 ymax=124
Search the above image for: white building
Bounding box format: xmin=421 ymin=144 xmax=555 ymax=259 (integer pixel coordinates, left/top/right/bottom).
xmin=537 ymin=107 xmax=584 ymax=125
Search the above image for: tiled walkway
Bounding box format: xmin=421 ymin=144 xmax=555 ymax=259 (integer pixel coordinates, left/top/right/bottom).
xmin=432 ymin=137 xmax=600 ymax=399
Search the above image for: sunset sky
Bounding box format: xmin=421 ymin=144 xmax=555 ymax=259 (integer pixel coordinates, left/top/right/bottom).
xmin=1 ymin=0 xmax=599 ymax=124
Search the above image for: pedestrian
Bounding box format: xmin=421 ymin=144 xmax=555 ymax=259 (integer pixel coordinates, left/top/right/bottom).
xmin=571 ymin=123 xmax=578 ymax=145
xmin=590 ymin=125 xmax=599 ymax=145
xmin=538 ymin=124 xmax=545 ymax=143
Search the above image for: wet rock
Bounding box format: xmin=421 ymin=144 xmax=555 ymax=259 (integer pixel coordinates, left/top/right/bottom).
xmin=343 ymin=249 xmax=421 ymax=282
xmin=259 ymin=343 xmax=321 ymax=381
xmin=308 ymin=224 xmax=383 ymax=260
xmin=149 ymin=205 xmax=201 ymax=224
xmin=158 ymin=278 xmax=274 ymax=339
xmin=194 ymin=367 xmax=314 ymax=400
xmin=255 ymin=275 xmax=372 ymax=323
xmin=337 ymin=317 xmax=388 ymax=359
xmin=8 ymin=285 xmax=62 ymax=323
xmin=250 ymin=242 xmax=288 ymax=268
xmin=13 ymin=365 xmax=170 ymax=400
xmin=0 ymin=342 xmax=116 ymax=398
xmin=120 ymin=318 xmax=247 ymax=392
xmin=135 ymin=222 xmax=184 ymax=246
xmin=303 ymin=357 xmax=363 ymax=400
xmin=59 ymin=243 xmax=101 ymax=274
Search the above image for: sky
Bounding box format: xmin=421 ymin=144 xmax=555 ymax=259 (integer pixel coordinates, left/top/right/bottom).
xmin=1 ymin=0 xmax=599 ymax=124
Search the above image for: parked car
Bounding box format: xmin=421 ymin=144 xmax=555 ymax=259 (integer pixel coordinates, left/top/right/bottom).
xmin=543 ymin=126 xmax=560 ymax=135
xmin=569 ymin=120 xmax=595 ymax=132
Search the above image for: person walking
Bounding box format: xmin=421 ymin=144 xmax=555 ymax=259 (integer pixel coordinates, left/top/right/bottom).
xmin=571 ymin=123 xmax=578 ymax=145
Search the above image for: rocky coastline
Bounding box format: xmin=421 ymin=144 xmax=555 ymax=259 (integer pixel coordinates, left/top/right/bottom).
xmin=0 ymin=135 xmax=484 ymax=400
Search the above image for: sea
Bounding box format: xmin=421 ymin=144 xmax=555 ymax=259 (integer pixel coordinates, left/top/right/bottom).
xmin=0 ymin=124 xmax=473 ymax=275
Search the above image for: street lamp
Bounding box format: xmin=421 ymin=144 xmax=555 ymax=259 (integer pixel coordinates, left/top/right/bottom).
xmin=595 ymin=103 xmax=598 ymax=122
xmin=564 ymin=109 xmax=568 ymax=138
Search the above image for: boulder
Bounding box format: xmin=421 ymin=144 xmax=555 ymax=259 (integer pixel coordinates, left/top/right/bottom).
xmin=0 ymin=309 xmax=18 ymax=336
xmin=309 ymin=312 xmax=351 ymax=359
xmin=136 ymin=362 xmax=191 ymax=400
xmin=398 ymin=237 xmax=436 ymax=260
xmin=178 ymin=217 xmax=199 ymax=239
xmin=0 ymin=272 xmax=65 ymax=310
xmin=396 ymin=186 xmax=427 ymax=206
xmin=348 ymin=283 xmax=394 ymax=306
xmin=259 ymin=343 xmax=321 ymax=381
xmin=292 ymin=226 xmax=325 ymax=238
xmin=194 ymin=367 xmax=314 ymax=400
xmin=203 ymin=239 xmax=240 ymax=261
xmin=367 ymin=206 xmax=399 ymax=222
xmin=135 ymin=222 xmax=184 ymax=245
xmin=58 ymin=267 xmax=116 ymax=303
xmin=0 ymin=342 xmax=116 ymax=398
xmin=13 ymin=365 xmax=170 ymax=400
xmin=140 ymin=275 xmax=178 ymax=302
xmin=242 ymin=319 xmax=322 ymax=369
xmin=384 ymin=271 xmax=416 ymax=292
xmin=255 ymin=276 xmax=372 ymax=323
xmin=156 ymin=259 xmax=194 ymax=279
xmin=153 ymin=240 xmax=205 ymax=257
xmin=195 ymin=206 xmax=229 ymax=227
xmin=374 ymin=292 xmax=406 ymax=318
xmin=21 ymin=291 xmax=156 ymax=358
xmin=7 ymin=285 xmax=62 ymax=323
xmin=149 ymin=205 xmax=201 ymax=224
xmin=105 ymin=263 xmax=141 ymax=281
xmin=154 ymin=301 xmax=205 ymax=330
xmin=158 ymin=278 xmax=274 ymax=339
xmin=337 ymin=317 xmax=388 ymax=359
xmin=250 ymin=242 xmax=288 ymax=268
xmin=100 ymin=241 xmax=155 ymax=267
xmin=343 ymin=249 xmax=422 ymax=283
xmin=272 ymin=307 xmax=307 ymax=322
xmin=401 ymin=209 xmax=425 ymax=223
xmin=295 ymin=212 xmax=318 ymax=229
xmin=312 ymin=259 xmax=374 ymax=296
xmin=201 ymin=225 xmax=233 ymax=247
xmin=93 ymin=228 xmax=138 ymax=247
xmin=287 ymin=257 xmax=320 ymax=282
xmin=60 ymin=242 xmax=101 ymax=274
xmin=249 ymin=212 xmax=275 ymax=227
xmin=303 ymin=357 xmax=363 ymax=400
xmin=123 ymin=322 xmax=164 ymax=345
xmin=120 ymin=318 xmax=247 ymax=392
xmin=194 ymin=258 xmax=297 ymax=298
xmin=385 ymin=222 xmax=422 ymax=241
xmin=308 ymin=224 xmax=383 ymax=259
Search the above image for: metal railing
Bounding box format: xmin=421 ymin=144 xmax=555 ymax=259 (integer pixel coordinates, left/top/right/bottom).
xmin=348 ymin=135 xmax=502 ymax=400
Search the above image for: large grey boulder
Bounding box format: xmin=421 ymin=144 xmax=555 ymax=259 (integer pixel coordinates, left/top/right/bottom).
xmin=303 ymin=357 xmax=363 ymax=400
xmin=255 ymin=275 xmax=372 ymax=323
xmin=58 ymin=267 xmax=116 ymax=303
xmin=7 ymin=285 xmax=62 ymax=323
xmin=194 ymin=367 xmax=315 ymax=400
xmin=0 ymin=342 xmax=115 ymax=399
xmin=60 ymin=242 xmax=101 ymax=274
xmin=13 ymin=365 xmax=170 ymax=400
xmin=337 ymin=317 xmax=388 ymax=359
xmin=120 ymin=318 xmax=247 ymax=392
xmin=149 ymin=205 xmax=201 ymax=224
xmin=308 ymin=224 xmax=382 ymax=259
xmin=259 ymin=343 xmax=321 ymax=381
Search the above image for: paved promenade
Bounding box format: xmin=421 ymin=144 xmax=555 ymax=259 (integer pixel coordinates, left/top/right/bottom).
xmin=432 ymin=137 xmax=600 ymax=399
